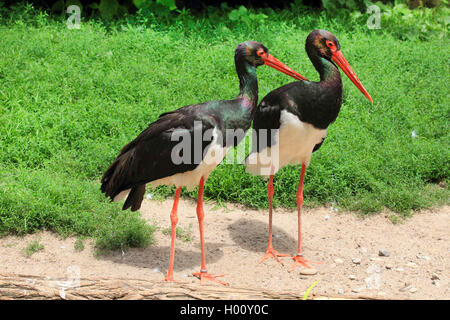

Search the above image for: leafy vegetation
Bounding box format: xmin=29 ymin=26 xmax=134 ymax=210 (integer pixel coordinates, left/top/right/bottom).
xmin=0 ymin=3 xmax=448 ymax=250
xmin=74 ymin=237 xmax=85 ymax=251
xmin=162 ymin=225 xmax=193 ymax=243
xmin=23 ymin=239 xmax=44 ymax=257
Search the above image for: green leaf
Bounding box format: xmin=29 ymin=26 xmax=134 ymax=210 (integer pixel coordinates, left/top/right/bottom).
xmin=238 ymin=5 xmax=248 ymax=16
xmin=302 ymin=280 xmax=320 ymax=300
xmin=228 ymin=9 xmax=239 ymax=21
xmin=133 ymin=0 xmax=145 ymax=9
xmin=157 ymin=0 xmax=177 ymax=11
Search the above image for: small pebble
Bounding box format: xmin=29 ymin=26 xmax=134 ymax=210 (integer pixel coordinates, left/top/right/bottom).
xmin=431 ymin=273 xmax=440 ymax=280
xmin=399 ymin=283 xmax=412 ymax=292
xmin=395 ymin=267 xmax=404 ymax=272
xmin=349 ymin=274 xmax=356 ymax=280
xmin=431 ymin=280 xmax=440 ymax=287
xmin=300 ymin=268 xmax=318 ymax=276
xmin=416 ymin=254 xmax=430 ymax=261
xmin=378 ymin=249 xmax=390 ymax=257
xmin=334 ymin=258 xmax=344 ymax=264
xmin=324 ymin=215 xmax=330 ymax=220
xmin=409 ymin=287 xmax=418 ymax=293
xmin=352 ymin=258 xmax=361 ymax=265
xmin=406 ymin=262 xmax=417 ymax=267
xmin=351 ymin=288 xmax=360 ymax=293
xmin=152 ymin=268 xmax=160 ymax=273
xmin=359 ymin=247 xmax=368 ymax=254
xmin=274 ymin=234 xmax=281 ymax=239
xmin=338 ymin=289 xmax=344 ymax=294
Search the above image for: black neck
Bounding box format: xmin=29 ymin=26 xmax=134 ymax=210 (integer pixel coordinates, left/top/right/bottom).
xmin=302 ymin=45 xmax=344 ymax=128
xmin=306 ymin=44 xmax=341 ymax=83
xmin=235 ymin=56 xmax=258 ymax=104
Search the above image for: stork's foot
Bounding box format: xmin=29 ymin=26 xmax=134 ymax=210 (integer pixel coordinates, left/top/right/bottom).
xmin=259 ymin=246 xmax=290 ymax=265
xmin=193 ymin=271 xmax=228 ymax=286
xmin=289 ymin=254 xmax=322 ymax=271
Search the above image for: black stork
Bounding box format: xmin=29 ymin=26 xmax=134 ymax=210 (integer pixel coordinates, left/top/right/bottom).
xmin=245 ymin=30 xmax=373 ymax=270
xmin=101 ymin=41 xmax=305 ymax=285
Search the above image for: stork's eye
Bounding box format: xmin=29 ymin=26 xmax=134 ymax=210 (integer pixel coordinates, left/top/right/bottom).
xmin=257 ymin=49 xmax=266 ymax=58
xmin=326 ymin=40 xmax=337 ymax=51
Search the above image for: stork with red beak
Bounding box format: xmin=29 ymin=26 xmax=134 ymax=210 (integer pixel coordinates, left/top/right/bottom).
xmin=101 ymin=41 xmax=304 ymax=285
xmin=246 ymin=30 xmax=373 ymax=270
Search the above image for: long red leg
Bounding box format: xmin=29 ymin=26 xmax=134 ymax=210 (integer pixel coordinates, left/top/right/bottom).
xmin=290 ymin=164 xmax=320 ymax=271
xmin=164 ymin=187 xmax=182 ymax=282
xmin=192 ymin=177 xmax=228 ymax=286
xmin=259 ymin=173 xmax=290 ymax=264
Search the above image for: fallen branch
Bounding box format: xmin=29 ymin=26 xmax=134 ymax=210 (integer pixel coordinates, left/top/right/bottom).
xmin=0 ymin=273 xmax=303 ymax=300
xmin=0 ymin=273 xmax=382 ymax=300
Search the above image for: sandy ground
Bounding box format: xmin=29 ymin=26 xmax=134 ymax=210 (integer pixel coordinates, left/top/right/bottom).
xmin=0 ymin=198 xmax=448 ymax=300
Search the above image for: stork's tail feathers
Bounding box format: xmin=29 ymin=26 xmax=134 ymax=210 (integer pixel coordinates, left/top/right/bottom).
xmin=122 ymin=184 xmax=146 ymax=211
xmin=100 ymin=151 xmax=145 ymax=212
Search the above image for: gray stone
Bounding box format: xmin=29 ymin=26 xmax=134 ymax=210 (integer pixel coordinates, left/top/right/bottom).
xmin=300 ymin=268 xmax=318 ymax=275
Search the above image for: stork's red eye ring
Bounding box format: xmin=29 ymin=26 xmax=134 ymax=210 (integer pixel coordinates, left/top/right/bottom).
xmin=326 ymin=40 xmax=337 ymax=52
xmin=257 ymin=49 xmax=267 ymax=57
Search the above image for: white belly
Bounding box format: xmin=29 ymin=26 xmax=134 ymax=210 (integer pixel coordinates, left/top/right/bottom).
xmin=246 ymin=110 xmax=327 ymax=177
xmin=113 ymin=128 xmax=229 ymax=202
xmin=149 ymin=127 xmax=229 ymax=191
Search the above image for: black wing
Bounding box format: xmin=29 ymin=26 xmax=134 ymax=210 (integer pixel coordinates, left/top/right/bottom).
xmin=101 ymin=105 xmax=217 ymax=211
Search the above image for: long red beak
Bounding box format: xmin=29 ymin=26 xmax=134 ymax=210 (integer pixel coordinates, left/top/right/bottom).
xmin=263 ymin=54 xmax=308 ymax=81
xmin=331 ymin=50 xmax=373 ymax=103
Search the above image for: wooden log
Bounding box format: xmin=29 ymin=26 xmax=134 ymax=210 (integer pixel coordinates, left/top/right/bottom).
xmin=0 ymin=272 xmax=303 ymax=300
xmin=0 ymin=273 xmax=380 ymax=300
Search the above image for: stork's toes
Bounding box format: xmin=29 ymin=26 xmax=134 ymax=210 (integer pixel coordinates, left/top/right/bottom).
xmin=289 ymin=254 xmax=322 ymax=272
xmin=259 ymin=246 xmax=291 ymax=265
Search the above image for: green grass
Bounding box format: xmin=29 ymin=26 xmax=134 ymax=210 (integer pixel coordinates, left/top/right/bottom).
xmin=162 ymin=225 xmax=194 ymax=243
xmin=74 ymin=237 xmax=85 ymax=251
xmin=0 ymin=5 xmax=448 ymax=250
xmin=23 ymin=239 xmax=44 ymax=257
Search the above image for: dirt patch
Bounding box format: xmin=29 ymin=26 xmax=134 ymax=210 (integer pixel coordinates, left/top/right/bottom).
xmin=1 ymin=199 xmax=448 ymax=299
